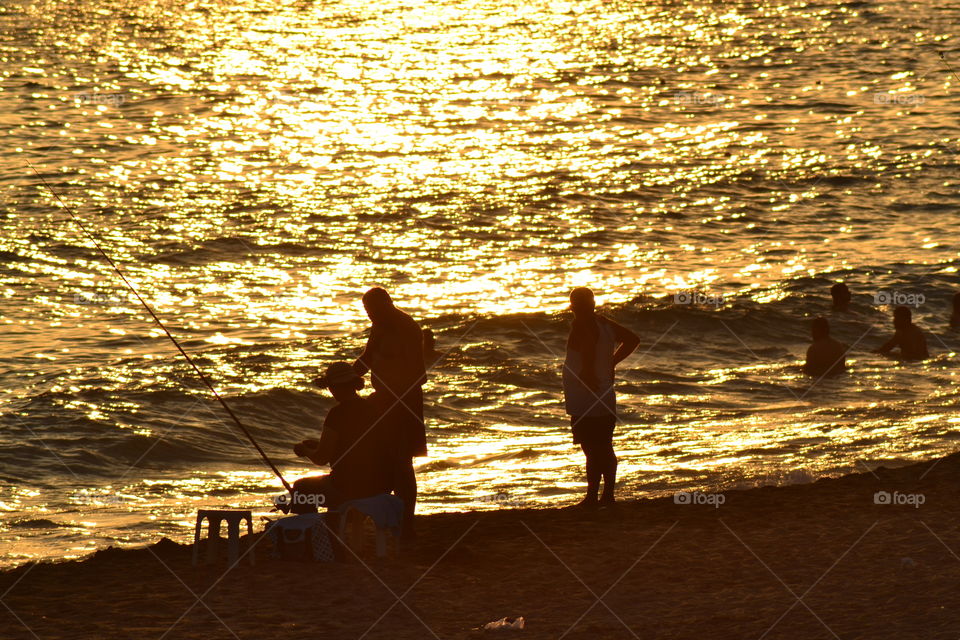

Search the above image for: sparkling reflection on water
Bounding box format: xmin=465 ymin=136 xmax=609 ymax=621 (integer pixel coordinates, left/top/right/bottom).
xmin=1 ymin=0 xmax=959 ymax=565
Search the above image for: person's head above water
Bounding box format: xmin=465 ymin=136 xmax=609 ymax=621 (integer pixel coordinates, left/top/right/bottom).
xmin=314 ymin=361 xmax=363 ymax=401
xmin=569 ymin=287 xmax=596 ymax=317
xmin=893 ymin=305 xmax=912 ymax=329
xmin=811 ymin=316 xmax=830 ymax=340
xmin=362 ymin=287 xmax=395 ymax=322
xmin=831 ymin=283 xmax=851 ymax=309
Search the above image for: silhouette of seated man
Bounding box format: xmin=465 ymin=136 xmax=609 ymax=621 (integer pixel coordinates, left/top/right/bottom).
xmin=831 ymin=282 xmax=851 ymax=312
xmin=951 ymin=293 xmax=960 ymax=328
xmin=875 ymin=306 xmax=929 ymax=361
xmin=287 ymin=362 xmax=393 ymax=514
xmin=803 ymin=317 xmax=848 ymax=377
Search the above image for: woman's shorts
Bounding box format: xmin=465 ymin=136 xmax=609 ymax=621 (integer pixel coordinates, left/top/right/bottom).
xmin=570 ymin=414 xmax=616 ymax=445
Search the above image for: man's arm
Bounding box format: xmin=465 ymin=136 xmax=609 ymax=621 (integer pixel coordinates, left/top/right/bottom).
xmin=875 ymin=333 xmax=899 ymax=354
xmin=294 ymin=414 xmax=339 ymax=466
xmin=802 ymin=344 xmax=816 ymax=375
xmin=302 ymin=425 xmax=337 ymax=466
xmin=311 ymin=425 xmax=337 ymax=465
xmin=353 ymin=332 xmax=374 ymax=375
xmin=919 ymin=333 xmax=930 ymax=359
xmin=404 ymin=318 xmax=427 ymax=383
xmin=607 ymin=318 xmax=640 ymax=367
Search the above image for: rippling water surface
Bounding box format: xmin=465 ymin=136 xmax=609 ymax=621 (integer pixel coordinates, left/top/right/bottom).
xmin=1 ymin=0 xmax=960 ymax=565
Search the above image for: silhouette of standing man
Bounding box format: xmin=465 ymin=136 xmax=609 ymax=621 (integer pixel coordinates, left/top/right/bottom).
xmin=353 ymin=287 xmax=426 ymax=540
xmin=563 ymin=288 xmax=639 ymax=508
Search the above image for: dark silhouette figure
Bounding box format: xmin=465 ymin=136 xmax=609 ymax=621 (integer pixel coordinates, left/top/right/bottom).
xmin=563 ymin=288 xmax=640 ymax=508
xmin=803 ymin=317 xmax=848 ymax=377
xmin=951 ymin=293 xmax=960 ymax=328
xmin=422 ymin=328 xmax=441 ymax=366
xmin=353 ymin=287 xmax=426 ymax=539
xmin=876 ymin=306 xmax=929 ymax=360
xmin=291 ymin=362 xmax=393 ymax=513
xmin=831 ymin=283 xmax=851 ymax=312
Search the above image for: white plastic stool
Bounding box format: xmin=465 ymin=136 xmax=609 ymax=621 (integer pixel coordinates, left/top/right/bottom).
xmin=192 ymin=509 xmax=254 ymax=567
xmin=338 ymin=506 xmax=391 ymax=557
xmin=336 ymin=494 xmax=403 ymax=558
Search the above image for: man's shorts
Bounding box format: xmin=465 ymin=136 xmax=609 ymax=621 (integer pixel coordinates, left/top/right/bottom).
xmin=291 ymin=475 xmax=344 ymax=513
xmin=375 ymin=386 xmax=428 ymax=458
xmin=570 ymin=414 xmax=616 ymax=446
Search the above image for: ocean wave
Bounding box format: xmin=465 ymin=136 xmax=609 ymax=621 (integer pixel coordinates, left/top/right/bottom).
xmin=3 ymin=269 xmax=957 ymax=478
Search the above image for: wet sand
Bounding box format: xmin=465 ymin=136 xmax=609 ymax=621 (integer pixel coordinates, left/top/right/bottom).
xmin=4 ymin=454 xmax=960 ymax=639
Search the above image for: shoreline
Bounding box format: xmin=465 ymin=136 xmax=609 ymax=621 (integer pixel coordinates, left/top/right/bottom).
xmin=1 ymin=451 xmax=937 ymax=571
xmin=3 ymin=452 xmax=960 ymax=638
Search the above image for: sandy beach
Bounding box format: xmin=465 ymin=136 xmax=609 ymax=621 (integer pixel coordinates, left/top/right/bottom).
xmin=4 ymin=453 xmax=960 ymax=640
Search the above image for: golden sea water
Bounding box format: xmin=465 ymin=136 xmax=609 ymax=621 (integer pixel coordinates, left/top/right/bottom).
xmin=1 ymin=0 xmax=959 ymax=565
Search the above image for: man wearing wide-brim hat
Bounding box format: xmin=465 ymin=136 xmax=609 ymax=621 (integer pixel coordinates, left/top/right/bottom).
xmin=288 ymin=361 xmax=393 ymax=513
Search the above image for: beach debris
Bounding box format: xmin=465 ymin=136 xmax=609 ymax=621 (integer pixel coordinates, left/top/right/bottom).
xmin=483 ymin=616 xmax=525 ymax=631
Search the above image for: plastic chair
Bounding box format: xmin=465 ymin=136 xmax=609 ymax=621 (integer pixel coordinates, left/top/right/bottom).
xmin=336 ymin=494 xmax=403 ymax=558
xmin=192 ymin=509 xmax=255 ymax=567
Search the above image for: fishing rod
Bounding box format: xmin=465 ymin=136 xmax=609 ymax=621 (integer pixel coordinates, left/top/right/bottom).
xmin=939 ymin=52 xmax=960 ymax=85
xmin=28 ymin=162 xmax=293 ymax=492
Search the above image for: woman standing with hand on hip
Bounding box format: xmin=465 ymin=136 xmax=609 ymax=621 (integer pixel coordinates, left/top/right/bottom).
xmin=563 ymin=287 xmax=640 ymax=508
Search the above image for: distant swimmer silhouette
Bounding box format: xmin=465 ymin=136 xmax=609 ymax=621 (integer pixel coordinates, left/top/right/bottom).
xmin=563 ymin=287 xmax=640 ymax=509
xmin=951 ymin=293 xmax=960 ymax=328
xmin=422 ymin=328 xmax=442 ymax=366
xmin=353 ymin=287 xmax=426 ymax=540
xmin=875 ymin=305 xmax=929 ymax=361
xmin=831 ymin=282 xmax=851 ymax=312
xmin=803 ymin=317 xmax=848 ymax=377
xmin=290 ymin=362 xmax=393 ymax=513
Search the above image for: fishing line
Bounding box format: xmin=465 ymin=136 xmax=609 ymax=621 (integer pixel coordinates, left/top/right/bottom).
xmin=28 ymin=162 xmax=293 ymax=492
xmin=938 ymin=52 xmax=960 ymax=85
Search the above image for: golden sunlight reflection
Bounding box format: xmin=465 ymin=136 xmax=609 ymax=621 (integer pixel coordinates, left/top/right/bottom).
xmin=2 ymin=0 xmax=959 ymax=569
